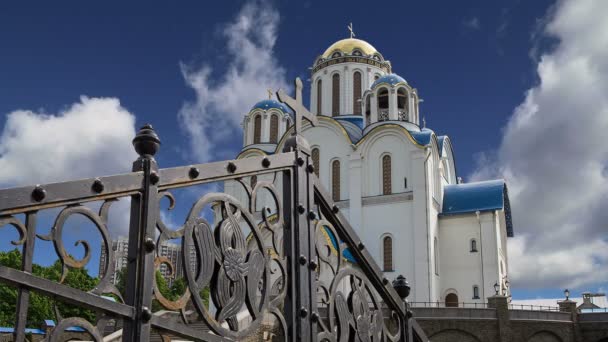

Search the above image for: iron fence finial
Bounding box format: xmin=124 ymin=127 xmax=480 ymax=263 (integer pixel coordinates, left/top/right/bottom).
xmin=133 ymin=124 xmax=161 ymax=157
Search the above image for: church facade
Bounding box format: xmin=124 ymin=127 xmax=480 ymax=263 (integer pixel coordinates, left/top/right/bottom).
xmin=228 ymin=36 xmax=514 ymax=305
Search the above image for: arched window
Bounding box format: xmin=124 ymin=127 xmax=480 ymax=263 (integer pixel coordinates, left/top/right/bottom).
xmin=251 ymin=175 xmax=257 ymax=189
xmin=473 ymin=285 xmax=480 ymax=299
xmin=377 ymin=88 xmax=389 ymax=121
xmin=312 ymin=148 xmax=320 ymax=177
xmin=332 ymin=160 xmax=340 ymax=201
xmin=470 ymin=239 xmax=478 ymax=252
xmin=353 ymin=71 xmax=362 ymax=115
xmin=397 ymin=88 xmax=408 ymax=121
xmin=269 ymin=114 xmax=279 ymax=143
xmin=445 ymin=293 xmax=458 ymax=307
xmin=316 ymin=79 xmax=322 ymax=115
xmin=382 ymin=155 xmax=392 ymax=195
xmin=332 ymin=73 xmax=340 ymax=116
xmin=253 ymin=115 xmax=262 ymax=144
xmin=374 ymin=74 xmax=380 ymax=81
xmin=383 ymin=235 xmax=393 ymax=271
xmin=434 ymin=237 xmax=439 ymax=275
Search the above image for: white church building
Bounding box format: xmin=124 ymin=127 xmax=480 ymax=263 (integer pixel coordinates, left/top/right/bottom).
xmin=227 ymin=35 xmax=514 ymax=305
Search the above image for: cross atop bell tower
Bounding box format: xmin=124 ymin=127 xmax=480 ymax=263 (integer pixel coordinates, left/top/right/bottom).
xmin=348 ymin=22 xmax=355 ymax=38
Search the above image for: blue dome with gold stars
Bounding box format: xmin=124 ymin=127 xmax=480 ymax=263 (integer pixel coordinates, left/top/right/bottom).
xmin=251 ymin=99 xmax=293 ymax=113
xmin=371 ymin=74 xmax=407 ymax=89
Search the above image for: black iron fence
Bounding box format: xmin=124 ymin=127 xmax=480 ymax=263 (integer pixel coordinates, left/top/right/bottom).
xmin=0 ymin=124 xmax=426 ymax=341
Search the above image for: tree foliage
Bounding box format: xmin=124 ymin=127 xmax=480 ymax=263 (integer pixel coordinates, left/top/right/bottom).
xmin=0 ymin=249 xmax=212 ymax=327
xmin=0 ymin=249 xmax=97 ymax=327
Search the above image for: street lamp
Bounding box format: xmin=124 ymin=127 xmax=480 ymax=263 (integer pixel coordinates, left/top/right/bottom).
xmin=392 ymin=275 xmax=411 ymax=340
xmin=494 ymin=282 xmax=500 ymax=295
xmin=564 ymin=289 xmax=570 ymax=300
xmin=392 ymin=275 xmax=411 ymax=300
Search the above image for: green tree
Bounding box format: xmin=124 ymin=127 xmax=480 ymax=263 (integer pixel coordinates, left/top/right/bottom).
xmin=0 ymin=249 xmax=98 ymax=326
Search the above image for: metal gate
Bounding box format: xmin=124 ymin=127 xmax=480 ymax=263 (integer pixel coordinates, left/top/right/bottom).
xmin=0 ymin=106 xmax=427 ymax=341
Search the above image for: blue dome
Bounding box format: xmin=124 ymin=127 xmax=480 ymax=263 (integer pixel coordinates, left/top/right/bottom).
xmin=371 ymin=74 xmax=407 ymax=89
xmin=251 ymin=99 xmax=292 ymax=113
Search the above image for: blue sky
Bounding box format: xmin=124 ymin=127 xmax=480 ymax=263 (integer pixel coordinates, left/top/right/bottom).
xmin=0 ymin=0 xmax=606 ymax=302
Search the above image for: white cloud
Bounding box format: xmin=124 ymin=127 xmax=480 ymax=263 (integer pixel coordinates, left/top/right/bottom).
xmin=472 ymin=0 xmax=608 ymax=290
xmin=178 ymin=1 xmax=289 ymax=162
xmin=0 ymin=96 xmax=138 ymax=236
xmin=463 ymin=17 xmax=481 ymax=30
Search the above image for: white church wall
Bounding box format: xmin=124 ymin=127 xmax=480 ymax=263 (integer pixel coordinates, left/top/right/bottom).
xmin=411 ymin=147 xmax=431 ymax=302
xmin=438 ymin=214 xmax=485 ymax=304
xmin=438 ymin=211 xmax=502 ymax=305
xmin=361 ymin=200 xmax=414 ymax=283
xmin=301 ymin=121 xmax=353 ymax=200
xmin=359 ymin=130 xmax=416 ymax=197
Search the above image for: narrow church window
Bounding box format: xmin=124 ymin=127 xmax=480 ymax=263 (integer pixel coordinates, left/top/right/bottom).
xmin=470 ymin=239 xmax=478 ymax=252
xmin=317 ymin=79 xmax=323 ymax=115
xmin=353 ymin=71 xmax=362 ymax=115
xmin=434 ymin=237 xmax=439 ymax=275
xmin=382 ymin=155 xmax=392 ymax=195
xmin=397 ymin=88 xmax=408 ymax=121
xmin=378 ymin=88 xmax=389 ymax=121
xmin=251 ymin=175 xmax=257 ymax=189
xmin=365 ymin=94 xmax=371 ymax=125
xmin=312 ymin=148 xmax=320 ymax=177
xmin=383 ymin=236 xmax=393 ymax=271
xmin=269 ymin=114 xmax=279 ymax=143
xmin=332 ymin=160 xmax=340 ymax=201
xmin=332 ymin=73 xmax=340 ymax=116
xmin=253 ymin=115 xmax=262 ymax=144
xmin=473 ymin=285 xmax=480 ymax=299
xmin=404 ymin=177 xmax=408 ymax=189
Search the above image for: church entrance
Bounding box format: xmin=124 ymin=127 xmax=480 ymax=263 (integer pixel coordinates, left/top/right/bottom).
xmin=446 ymin=293 xmax=459 ymax=307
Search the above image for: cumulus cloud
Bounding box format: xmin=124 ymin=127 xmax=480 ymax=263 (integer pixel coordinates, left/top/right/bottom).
xmin=178 ymin=1 xmax=289 ymax=162
xmin=0 ymin=96 xmax=138 ymax=235
xmin=472 ymin=0 xmax=608 ymax=289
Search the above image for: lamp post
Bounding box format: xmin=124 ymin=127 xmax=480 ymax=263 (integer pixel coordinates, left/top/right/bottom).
xmin=564 ymin=289 xmax=570 ymax=301
xmin=494 ymin=282 xmax=500 ymax=296
xmin=392 ymin=275 xmax=411 ymax=341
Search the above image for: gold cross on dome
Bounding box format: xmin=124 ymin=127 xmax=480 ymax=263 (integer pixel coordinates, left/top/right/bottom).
xmin=348 ymin=22 xmax=355 ymax=39
xmin=276 ymin=78 xmax=318 ymax=135
xmin=267 ymin=88 xmax=273 ymax=99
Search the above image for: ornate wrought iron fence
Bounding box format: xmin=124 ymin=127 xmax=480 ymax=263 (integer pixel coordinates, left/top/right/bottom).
xmin=0 ymin=123 xmax=426 ymax=341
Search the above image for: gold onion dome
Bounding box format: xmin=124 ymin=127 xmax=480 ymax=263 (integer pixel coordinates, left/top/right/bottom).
xmin=321 ymin=38 xmax=378 ymax=58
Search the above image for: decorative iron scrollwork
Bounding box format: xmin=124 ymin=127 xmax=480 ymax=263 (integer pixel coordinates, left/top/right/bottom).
xmin=314 ymin=218 xmax=402 ymax=342
xmin=151 ymin=175 xmax=287 ymax=339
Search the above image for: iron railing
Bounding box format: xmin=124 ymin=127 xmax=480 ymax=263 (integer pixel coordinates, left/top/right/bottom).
xmin=410 ymin=302 xmax=490 ymax=309
xmin=508 ymin=304 xmax=560 ymax=312
xmin=0 ymin=122 xmax=426 ymax=341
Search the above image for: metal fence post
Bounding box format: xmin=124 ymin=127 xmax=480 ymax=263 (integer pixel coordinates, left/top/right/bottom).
xmin=122 ymin=124 xmax=161 ymax=342
xmin=282 ymin=134 xmax=316 ymax=342
xmin=13 ymin=212 xmax=37 ymax=341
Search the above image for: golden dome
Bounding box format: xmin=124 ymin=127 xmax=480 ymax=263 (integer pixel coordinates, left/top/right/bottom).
xmin=321 ymin=38 xmax=378 ymax=58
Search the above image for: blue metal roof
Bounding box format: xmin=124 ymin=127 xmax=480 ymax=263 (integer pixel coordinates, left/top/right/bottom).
xmin=371 ymin=74 xmax=407 ymax=89
xmin=0 ymin=327 xmax=46 ymax=334
xmin=442 ymin=179 xmax=514 ymax=237
xmin=335 ymin=115 xmax=365 ymax=130
xmin=334 ymin=117 xmax=363 ymax=143
xmin=251 ymin=99 xmax=293 ymax=113
xmin=437 ymin=136 xmax=446 ymax=156
xmin=409 ymin=129 xmax=434 ymax=146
